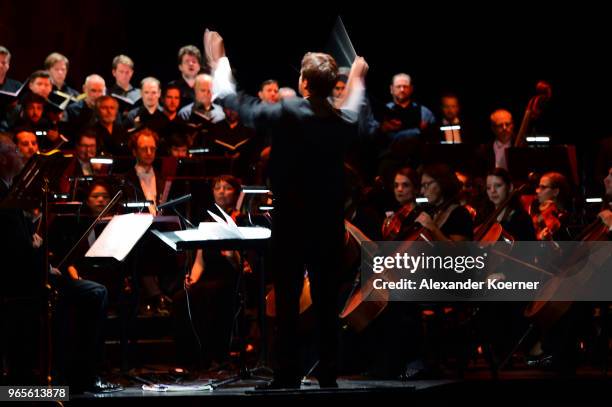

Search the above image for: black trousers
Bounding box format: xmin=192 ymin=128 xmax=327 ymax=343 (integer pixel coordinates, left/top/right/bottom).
xmin=53 ymin=278 xmax=108 ymax=387
xmin=270 ymin=205 xmax=344 ymax=382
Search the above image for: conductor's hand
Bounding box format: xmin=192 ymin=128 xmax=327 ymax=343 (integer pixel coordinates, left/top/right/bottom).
xmin=32 ymin=233 xmax=43 ymax=249
xmin=350 ymin=56 xmax=369 ymax=81
xmin=185 ymin=273 xmax=198 ymax=289
xmin=204 ymin=29 xmax=225 ymax=70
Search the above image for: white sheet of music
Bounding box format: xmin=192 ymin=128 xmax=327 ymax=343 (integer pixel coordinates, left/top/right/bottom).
xmin=170 ymin=222 xmax=270 ymax=242
xmin=85 ymin=213 xmax=154 ymax=260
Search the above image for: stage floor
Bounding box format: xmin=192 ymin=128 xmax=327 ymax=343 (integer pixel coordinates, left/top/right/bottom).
xmin=69 ymin=367 xmax=612 ymax=406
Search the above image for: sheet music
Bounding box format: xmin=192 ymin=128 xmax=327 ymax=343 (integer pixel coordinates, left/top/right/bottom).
xmin=85 ymin=213 xmax=154 ymax=260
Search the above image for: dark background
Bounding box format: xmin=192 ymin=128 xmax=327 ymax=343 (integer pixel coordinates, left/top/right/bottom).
xmin=1 ymin=2 xmax=610 ymax=142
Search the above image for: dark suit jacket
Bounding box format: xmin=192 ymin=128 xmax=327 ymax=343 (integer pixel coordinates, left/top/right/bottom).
xmin=0 ymin=181 xmax=40 ymax=296
xmin=222 ymin=94 xmax=357 ymax=217
xmin=123 ymin=166 xmax=165 ymax=207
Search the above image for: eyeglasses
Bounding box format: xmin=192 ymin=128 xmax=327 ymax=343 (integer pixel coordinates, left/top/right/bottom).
xmin=421 ymin=180 xmax=437 ymax=189
xmin=537 ymin=184 xmax=553 ymax=190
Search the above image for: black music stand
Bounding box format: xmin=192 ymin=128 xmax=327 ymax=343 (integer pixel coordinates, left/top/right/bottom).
xmin=152 ymin=223 xmax=272 ymax=388
xmin=420 ymin=143 xmax=489 ymax=177
xmin=83 ymin=214 xmax=182 ymax=372
xmin=506 ymin=145 xmax=579 ymax=186
xmin=0 ymin=151 xmax=72 ymax=385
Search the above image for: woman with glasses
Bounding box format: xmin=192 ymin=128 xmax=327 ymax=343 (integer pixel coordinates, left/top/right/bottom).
xmin=414 ymin=163 xmax=474 ymax=241
xmin=531 ymin=171 xmax=571 ymax=241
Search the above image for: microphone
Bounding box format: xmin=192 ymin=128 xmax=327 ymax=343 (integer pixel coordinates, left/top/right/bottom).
xmin=157 ymin=194 xmax=192 ymax=210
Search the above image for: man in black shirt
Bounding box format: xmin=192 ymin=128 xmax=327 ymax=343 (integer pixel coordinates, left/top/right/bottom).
xmin=168 ymin=45 xmax=202 ymax=109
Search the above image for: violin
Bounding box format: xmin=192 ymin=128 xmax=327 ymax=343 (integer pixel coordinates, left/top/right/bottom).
xmin=524 ymin=201 xmax=611 ymax=327
xmin=381 ymin=202 xmax=416 ymax=241
xmin=531 ymin=199 xmax=563 ymax=241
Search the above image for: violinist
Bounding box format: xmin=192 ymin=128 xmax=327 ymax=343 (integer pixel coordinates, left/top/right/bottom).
xmin=479 ymin=167 xmax=536 ymax=241
xmin=415 ymin=163 xmax=474 ymax=241
xmin=598 ymin=167 xmax=612 ymax=237
xmin=382 ymin=166 xmax=419 ymax=240
xmin=531 ymin=171 xmax=571 ymax=241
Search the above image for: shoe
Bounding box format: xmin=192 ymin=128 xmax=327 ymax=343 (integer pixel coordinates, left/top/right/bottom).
xmin=85 ymin=377 xmax=124 ymax=394
xmin=316 ymin=378 xmax=338 ymax=388
xmin=314 ymin=373 xmax=338 ymax=388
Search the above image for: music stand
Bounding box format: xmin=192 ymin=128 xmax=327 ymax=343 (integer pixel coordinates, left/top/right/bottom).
xmin=420 ymin=143 xmax=488 ymax=177
xmin=152 ymin=222 xmax=272 ymax=388
xmin=0 ymin=151 xmax=72 ymax=385
xmin=506 ymin=145 xmax=579 ymax=186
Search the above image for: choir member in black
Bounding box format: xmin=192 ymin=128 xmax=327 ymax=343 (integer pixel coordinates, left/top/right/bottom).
xmin=109 ymin=55 xmax=141 ymax=114
xmin=172 ymin=175 xmax=246 ymax=370
xmin=168 ymin=133 xmax=189 ymax=158
xmin=44 ymin=52 xmax=79 ymax=98
xmin=2 ymin=71 xmax=53 ymax=131
xmin=213 ymin=107 xmax=256 ymax=181
xmin=125 ymin=77 xmax=169 ymax=139
xmin=206 ymin=29 xmax=368 ymax=388
xmin=0 ymin=46 xmax=22 ymax=130
xmin=415 ymin=163 xmax=474 ymax=241
xmin=27 ymin=70 xmax=54 ymax=99
xmin=65 ymin=74 xmax=106 ymax=140
xmin=168 ymin=45 xmax=203 ymax=109
xmin=162 ymin=85 xmax=189 ymax=147
xmin=478 ymin=167 xmax=536 ymax=241
xmin=14 ymin=128 xmax=39 ymax=162
xmin=178 ymin=73 xmax=225 ymax=148
xmin=93 ymin=95 xmax=129 ymax=156
xmin=258 ymin=79 xmax=280 ymax=104
xmin=13 ymin=93 xmax=47 ymax=132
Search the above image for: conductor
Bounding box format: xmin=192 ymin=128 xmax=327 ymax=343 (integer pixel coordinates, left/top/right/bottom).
xmin=205 ymin=30 xmax=368 ymax=389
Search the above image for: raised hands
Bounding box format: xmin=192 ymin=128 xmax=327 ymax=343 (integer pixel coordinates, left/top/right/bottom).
xmin=203 ymin=29 xmax=226 ymax=70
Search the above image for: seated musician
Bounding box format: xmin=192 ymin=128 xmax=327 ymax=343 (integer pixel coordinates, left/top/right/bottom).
xmin=478 ymin=167 xmax=536 ymax=241
xmin=414 ymin=163 xmax=474 ymax=241
xmin=599 ymin=166 xmax=612 ymax=236
xmin=46 ymin=180 xmax=122 ymax=393
xmin=382 ymin=166 xmax=419 ymax=240
xmin=124 ymin=128 xmax=164 ymax=215
xmin=172 ymin=175 xmax=250 ymax=370
xmin=531 ymin=171 xmax=571 ymax=241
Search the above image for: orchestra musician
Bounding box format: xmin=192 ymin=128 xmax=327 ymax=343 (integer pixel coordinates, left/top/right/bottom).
xmin=478 ymin=167 xmax=536 ymax=242
xmin=415 ymin=163 xmax=474 ymax=241
xmin=381 ymin=166 xmax=419 ymax=240
xmin=531 ymin=171 xmax=571 ymax=241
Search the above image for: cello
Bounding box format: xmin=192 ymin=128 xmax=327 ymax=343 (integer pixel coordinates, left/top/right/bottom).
xmin=524 ymin=201 xmax=612 ymax=327
xmin=514 ymin=81 xmax=552 ymax=148
xmin=339 ymin=200 xmax=456 ymax=332
xmin=474 ymin=184 xmax=527 ymax=244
